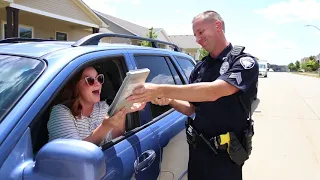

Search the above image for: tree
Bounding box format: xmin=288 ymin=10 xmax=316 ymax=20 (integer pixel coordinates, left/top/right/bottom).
xmin=199 ymin=48 xmax=209 ymax=60
xmin=301 ymin=61 xmax=309 ymax=71
xmin=288 ymin=62 xmax=296 ymax=71
xmin=295 ymin=60 xmax=300 ymax=70
xmin=141 ymin=27 xmax=158 ymax=47
xmin=307 ymin=59 xmax=319 ymax=71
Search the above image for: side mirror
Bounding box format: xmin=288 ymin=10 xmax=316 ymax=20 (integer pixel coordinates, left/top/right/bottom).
xmin=267 ymin=68 xmax=270 ymax=71
xmin=23 ymin=139 xmax=106 ymax=180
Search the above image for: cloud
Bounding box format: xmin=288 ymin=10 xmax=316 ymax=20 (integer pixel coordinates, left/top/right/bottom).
xmin=254 ymin=0 xmax=320 ymax=23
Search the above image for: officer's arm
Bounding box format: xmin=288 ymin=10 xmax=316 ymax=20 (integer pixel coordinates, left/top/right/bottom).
xmin=128 ymin=56 xmax=257 ymax=103
xmin=158 ymin=56 xmax=258 ymax=102
xmin=169 ymin=99 xmax=196 ymax=116
xmin=159 ymin=80 xmax=239 ymax=102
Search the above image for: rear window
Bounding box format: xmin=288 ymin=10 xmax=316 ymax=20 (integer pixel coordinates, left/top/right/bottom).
xmin=0 ymin=55 xmax=45 ymax=122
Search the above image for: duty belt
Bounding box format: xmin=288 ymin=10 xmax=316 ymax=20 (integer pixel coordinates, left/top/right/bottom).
xmin=185 ymin=117 xmax=250 ymax=165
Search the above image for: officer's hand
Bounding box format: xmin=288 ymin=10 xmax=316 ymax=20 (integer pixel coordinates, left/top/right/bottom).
xmin=151 ymin=97 xmax=172 ymax=106
xmin=127 ymin=83 xmax=161 ymax=103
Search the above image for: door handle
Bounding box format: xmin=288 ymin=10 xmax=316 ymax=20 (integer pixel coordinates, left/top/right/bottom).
xmin=134 ymin=149 xmax=156 ymax=173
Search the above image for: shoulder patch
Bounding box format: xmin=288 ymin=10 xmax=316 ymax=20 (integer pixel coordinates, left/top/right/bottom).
xmin=240 ymin=57 xmax=255 ymax=69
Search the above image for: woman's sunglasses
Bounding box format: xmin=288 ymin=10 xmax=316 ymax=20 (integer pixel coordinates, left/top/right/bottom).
xmin=84 ymin=74 xmax=104 ymax=86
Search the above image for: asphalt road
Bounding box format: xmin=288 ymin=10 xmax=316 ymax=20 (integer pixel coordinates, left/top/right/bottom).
xmin=243 ymin=72 xmax=320 ymax=180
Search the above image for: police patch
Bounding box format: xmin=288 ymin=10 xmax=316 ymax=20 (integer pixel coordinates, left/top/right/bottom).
xmin=240 ymin=57 xmax=255 ymax=69
xmin=219 ymin=61 xmax=229 ymax=75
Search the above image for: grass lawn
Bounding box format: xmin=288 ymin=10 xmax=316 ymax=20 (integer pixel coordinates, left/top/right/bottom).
xmin=291 ymin=71 xmax=320 ymax=78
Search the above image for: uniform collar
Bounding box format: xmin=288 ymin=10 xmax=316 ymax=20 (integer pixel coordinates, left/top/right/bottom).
xmin=207 ymin=43 xmax=233 ymax=62
xmin=216 ymin=43 xmax=233 ymax=61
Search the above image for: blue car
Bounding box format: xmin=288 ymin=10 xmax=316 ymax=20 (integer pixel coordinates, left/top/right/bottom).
xmin=0 ymin=33 xmax=196 ymax=180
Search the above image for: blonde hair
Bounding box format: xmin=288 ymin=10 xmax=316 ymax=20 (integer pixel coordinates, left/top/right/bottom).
xmin=192 ymin=10 xmax=225 ymax=32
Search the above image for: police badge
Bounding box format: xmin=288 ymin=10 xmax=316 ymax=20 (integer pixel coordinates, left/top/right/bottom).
xmin=220 ymin=61 xmax=229 ymax=75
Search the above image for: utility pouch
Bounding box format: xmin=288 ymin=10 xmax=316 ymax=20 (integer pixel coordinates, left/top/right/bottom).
xmin=228 ymin=132 xmax=249 ymax=165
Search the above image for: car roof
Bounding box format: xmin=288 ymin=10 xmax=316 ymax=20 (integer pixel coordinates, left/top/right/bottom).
xmin=0 ymin=33 xmax=187 ymax=58
xmin=0 ymin=41 xmax=179 ymax=58
xmin=0 ymin=34 xmax=195 ymax=69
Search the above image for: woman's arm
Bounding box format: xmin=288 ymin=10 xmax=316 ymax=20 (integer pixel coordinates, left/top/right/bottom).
xmin=85 ymin=108 xmax=127 ymax=145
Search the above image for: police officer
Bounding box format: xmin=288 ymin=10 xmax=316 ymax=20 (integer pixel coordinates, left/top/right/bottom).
xmin=128 ymin=10 xmax=258 ymax=180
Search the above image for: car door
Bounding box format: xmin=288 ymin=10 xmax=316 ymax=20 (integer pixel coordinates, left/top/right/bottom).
xmin=0 ymin=50 xmax=160 ymax=180
xmin=100 ymin=52 xmax=161 ymax=180
xmin=128 ymin=50 xmax=195 ymax=180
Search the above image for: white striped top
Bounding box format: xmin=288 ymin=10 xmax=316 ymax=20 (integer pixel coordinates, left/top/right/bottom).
xmin=47 ymin=101 xmax=113 ymax=145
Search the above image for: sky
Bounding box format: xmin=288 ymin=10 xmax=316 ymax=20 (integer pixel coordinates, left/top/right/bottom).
xmin=82 ymin=0 xmax=320 ymax=65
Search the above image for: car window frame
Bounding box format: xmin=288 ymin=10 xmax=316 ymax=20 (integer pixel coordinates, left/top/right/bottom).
xmin=24 ymin=51 xmax=141 ymax=152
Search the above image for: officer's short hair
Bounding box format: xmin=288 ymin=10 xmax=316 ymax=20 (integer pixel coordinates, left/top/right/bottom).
xmin=192 ymin=10 xmax=225 ymax=33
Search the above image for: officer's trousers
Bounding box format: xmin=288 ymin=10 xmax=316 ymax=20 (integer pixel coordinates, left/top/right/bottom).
xmin=188 ymin=145 xmax=243 ymax=180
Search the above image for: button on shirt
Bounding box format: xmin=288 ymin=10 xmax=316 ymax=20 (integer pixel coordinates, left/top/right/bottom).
xmin=189 ymin=44 xmax=258 ymax=139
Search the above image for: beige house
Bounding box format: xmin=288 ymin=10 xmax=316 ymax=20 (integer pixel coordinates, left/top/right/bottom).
xmin=0 ymin=0 xmax=109 ymax=41
xmin=94 ymin=10 xmax=174 ymax=49
xmin=168 ymin=35 xmax=201 ymax=60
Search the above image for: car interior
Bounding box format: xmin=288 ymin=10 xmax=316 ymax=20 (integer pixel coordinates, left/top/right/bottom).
xmin=29 ymin=56 xmax=140 ymax=154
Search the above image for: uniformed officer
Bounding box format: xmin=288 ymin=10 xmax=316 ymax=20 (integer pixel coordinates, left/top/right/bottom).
xmin=128 ymin=10 xmax=258 ymax=180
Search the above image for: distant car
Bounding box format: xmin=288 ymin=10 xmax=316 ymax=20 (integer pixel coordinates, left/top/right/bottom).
xmin=258 ymin=61 xmax=268 ymax=77
xmin=0 ymin=33 xmax=196 ymax=180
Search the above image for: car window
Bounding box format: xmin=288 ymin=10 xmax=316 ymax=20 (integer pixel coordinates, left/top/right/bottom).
xmin=165 ymin=57 xmax=183 ymax=85
xmin=0 ymin=55 xmax=45 ymax=122
xmin=134 ymin=55 xmax=178 ymax=119
xmin=174 ymin=56 xmax=195 ymax=80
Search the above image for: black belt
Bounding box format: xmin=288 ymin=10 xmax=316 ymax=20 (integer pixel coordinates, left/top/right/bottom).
xmin=196 ymin=135 xmax=228 ymax=151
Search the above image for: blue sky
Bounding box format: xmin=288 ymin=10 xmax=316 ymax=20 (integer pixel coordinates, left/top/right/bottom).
xmin=83 ymin=0 xmax=320 ymax=65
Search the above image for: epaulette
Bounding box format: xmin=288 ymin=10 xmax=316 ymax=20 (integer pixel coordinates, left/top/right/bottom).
xmin=230 ymin=45 xmax=245 ymax=56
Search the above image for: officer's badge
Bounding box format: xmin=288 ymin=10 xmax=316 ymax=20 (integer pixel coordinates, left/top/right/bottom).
xmin=240 ymin=57 xmax=255 ymax=69
xmin=219 ymin=62 xmax=229 ymax=75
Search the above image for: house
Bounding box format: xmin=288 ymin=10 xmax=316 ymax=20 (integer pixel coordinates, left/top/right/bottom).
xmin=94 ymin=10 xmax=174 ymax=49
xmin=0 ymin=0 xmax=109 ymax=41
xmin=168 ymin=35 xmax=201 ymax=60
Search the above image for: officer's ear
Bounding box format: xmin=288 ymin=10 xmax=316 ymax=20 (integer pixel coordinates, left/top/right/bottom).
xmin=215 ymin=20 xmax=224 ymax=33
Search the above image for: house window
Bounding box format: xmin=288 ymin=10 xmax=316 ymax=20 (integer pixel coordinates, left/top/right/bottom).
xmin=19 ymin=26 xmax=33 ymax=38
xmin=2 ymin=22 xmax=33 ymax=39
xmin=56 ymin=32 xmax=67 ymax=41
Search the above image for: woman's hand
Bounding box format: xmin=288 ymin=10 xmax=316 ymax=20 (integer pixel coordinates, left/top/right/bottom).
xmin=127 ymin=102 xmax=146 ymax=113
xmin=102 ymin=108 xmax=127 ymax=128
xmin=151 ymin=97 xmax=172 ymax=106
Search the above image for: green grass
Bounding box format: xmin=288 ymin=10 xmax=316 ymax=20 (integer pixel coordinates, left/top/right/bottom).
xmin=291 ymin=71 xmax=320 ymax=78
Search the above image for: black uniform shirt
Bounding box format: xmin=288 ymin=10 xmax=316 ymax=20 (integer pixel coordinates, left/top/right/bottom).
xmin=189 ymin=43 xmax=258 ymax=139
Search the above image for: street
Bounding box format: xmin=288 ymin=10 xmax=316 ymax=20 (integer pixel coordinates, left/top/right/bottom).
xmin=243 ymin=72 xmax=320 ymax=180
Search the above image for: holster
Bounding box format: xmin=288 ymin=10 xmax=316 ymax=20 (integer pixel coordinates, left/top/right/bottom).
xmin=185 ymin=119 xmax=198 ymax=149
xmin=185 ymin=117 xmax=218 ymax=154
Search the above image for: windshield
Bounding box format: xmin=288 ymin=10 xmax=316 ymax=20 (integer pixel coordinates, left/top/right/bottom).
xmin=259 ymin=64 xmax=266 ymax=69
xmin=0 ymin=55 xmax=45 ymax=122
